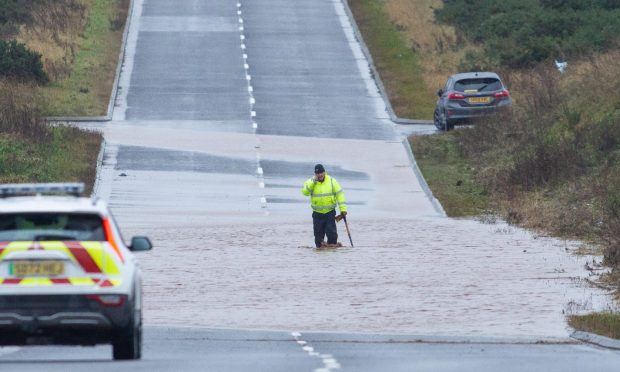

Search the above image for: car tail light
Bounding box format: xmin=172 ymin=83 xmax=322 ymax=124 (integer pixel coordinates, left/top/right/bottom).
xmin=448 ymin=92 xmax=465 ymax=100
xmin=87 ymin=294 xmax=126 ymax=307
xmin=494 ymin=90 xmax=510 ymax=99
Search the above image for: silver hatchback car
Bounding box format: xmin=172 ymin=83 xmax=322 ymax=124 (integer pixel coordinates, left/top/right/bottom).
xmin=434 ymin=72 xmax=512 ymax=130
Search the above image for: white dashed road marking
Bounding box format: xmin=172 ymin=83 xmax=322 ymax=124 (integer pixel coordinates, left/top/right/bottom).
xmin=291 ymin=332 xmax=342 ymax=371
xmin=237 ymin=1 xmax=267 ymax=212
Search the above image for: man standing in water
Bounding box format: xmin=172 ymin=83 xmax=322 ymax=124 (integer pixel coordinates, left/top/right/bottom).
xmin=301 ymin=164 xmax=347 ymax=248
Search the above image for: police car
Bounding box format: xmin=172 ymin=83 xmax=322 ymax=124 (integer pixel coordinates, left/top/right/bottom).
xmin=0 ymin=183 xmax=152 ymax=360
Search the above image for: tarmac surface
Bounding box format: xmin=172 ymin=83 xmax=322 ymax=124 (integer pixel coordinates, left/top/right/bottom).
xmin=2 ymin=328 xmax=620 ymax=371
xmin=6 ymin=0 xmax=618 ymax=368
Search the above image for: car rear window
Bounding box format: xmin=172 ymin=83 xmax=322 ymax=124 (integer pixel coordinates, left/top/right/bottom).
xmin=454 ymin=78 xmax=502 ymax=92
xmin=0 ymin=213 xmax=105 ymax=241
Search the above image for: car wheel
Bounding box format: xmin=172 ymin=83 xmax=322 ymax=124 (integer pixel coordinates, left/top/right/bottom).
xmin=433 ymin=108 xmax=444 ymax=130
xmin=112 ymin=307 xmax=142 ymax=360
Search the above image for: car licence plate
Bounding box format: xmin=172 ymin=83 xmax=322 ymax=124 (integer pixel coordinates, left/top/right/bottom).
xmin=10 ymin=261 xmax=64 ymax=276
xmin=468 ymin=97 xmax=491 ymax=104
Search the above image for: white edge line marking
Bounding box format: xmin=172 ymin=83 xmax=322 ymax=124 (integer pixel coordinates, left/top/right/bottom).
xmin=113 ymin=0 xmax=144 ymax=120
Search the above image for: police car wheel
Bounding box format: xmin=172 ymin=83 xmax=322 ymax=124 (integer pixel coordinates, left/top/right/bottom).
xmin=112 ymin=308 xmax=142 ymax=360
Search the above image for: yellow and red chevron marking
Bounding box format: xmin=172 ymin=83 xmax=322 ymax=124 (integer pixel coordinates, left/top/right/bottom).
xmin=0 ymin=241 xmax=121 ymax=275
xmin=0 ymin=277 xmax=122 ymax=286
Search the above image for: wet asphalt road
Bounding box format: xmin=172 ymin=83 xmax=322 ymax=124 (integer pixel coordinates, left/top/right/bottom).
xmin=12 ymin=0 xmax=619 ymax=369
xmin=2 ymin=328 xmax=620 ymax=371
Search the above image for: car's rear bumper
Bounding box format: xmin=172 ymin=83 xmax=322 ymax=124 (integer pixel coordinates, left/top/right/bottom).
xmin=0 ymin=294 xmax=132 ymax=345
xmin=446 ymin=100 xmax=512 ymax=121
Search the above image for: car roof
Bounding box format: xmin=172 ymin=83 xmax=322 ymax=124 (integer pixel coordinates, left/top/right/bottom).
xmin=450 ymin=72 xmax=501 ymax=81
xmin=0 ymin=196 xmax=109 ymax=216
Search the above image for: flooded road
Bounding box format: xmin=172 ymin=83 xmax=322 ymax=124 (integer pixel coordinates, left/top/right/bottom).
xmin=94 ymin=0 xmax=615 ymax=341
xmin=124 ymin=216 xmax=609 ymax=338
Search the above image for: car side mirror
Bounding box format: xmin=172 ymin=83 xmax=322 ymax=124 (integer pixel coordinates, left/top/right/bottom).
xmin=129 ymin=236 xmax=153 ymax=252
xmin=437 ymin=89 xmax=444 ymax=97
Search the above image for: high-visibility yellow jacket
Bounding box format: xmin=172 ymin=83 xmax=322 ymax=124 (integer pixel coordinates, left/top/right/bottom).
xmin=301 ymin=174 xmax=347 ymax=214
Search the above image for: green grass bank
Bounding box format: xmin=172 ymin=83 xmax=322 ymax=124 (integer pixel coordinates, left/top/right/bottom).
xmin=348 ymin=0 xmax=435 ymax=119
xmin=38 ymin=0 xmax=128 ymax=116
xmin=0 ymin=0 xmax=128 ymax=191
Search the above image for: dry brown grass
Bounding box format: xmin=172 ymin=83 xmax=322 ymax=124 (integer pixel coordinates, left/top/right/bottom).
xmin=0 ymin=79 xmax=49 ymax=143
xmin=383 ymin=0 xmax=481 ymax=90
xmin=15 ymin=0 xmax=90 ymax=81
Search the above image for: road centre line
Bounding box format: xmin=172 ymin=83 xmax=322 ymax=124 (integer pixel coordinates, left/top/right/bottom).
xmin=291 ymin=332 xmax=342 ymax=371
xmin=237 ymin=1 xmax=268 ymax=212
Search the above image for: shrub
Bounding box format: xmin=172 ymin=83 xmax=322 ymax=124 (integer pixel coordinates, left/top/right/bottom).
xmin=0 ymin=39 xmax=47 ymax=83
xmin=0 ymin=0 xmax=32 ymax=24
xmin=435 ymin=0 xmax=620 ymax=68
xmin=0 ymin=79 xmax=49 ymax=143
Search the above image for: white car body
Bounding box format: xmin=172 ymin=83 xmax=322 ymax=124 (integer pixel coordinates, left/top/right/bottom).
xmin=0 ymin=184 xmax=152 ymax=360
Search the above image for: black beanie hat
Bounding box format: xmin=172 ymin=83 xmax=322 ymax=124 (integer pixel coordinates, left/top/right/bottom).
xmin=314 ymin=164 xmax=325 ymax=173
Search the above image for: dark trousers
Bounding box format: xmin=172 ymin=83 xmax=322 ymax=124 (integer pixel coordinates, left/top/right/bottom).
xmin=312 ymin=210 xmax=338 ymax=247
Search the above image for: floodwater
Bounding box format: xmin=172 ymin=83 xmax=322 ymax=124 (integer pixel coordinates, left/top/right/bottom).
xmin=126 ymin=215 xmax=612 ymax=338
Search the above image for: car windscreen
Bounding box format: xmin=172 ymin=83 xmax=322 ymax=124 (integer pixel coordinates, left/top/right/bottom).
xmin=0 ymin=213 xmax=105 ymax=241
xmin=453 ymin=78 xmax=502 ymax=93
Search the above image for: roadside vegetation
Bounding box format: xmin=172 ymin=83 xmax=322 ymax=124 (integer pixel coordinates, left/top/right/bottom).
xmin=0 ymin=0 xmax=128 ymax=191
xmin=0 ymin=80 xmax=101 ymax=194
xmin=349 ymin=0 xmax=620 ymax=338
xmin=435 ymin=0 xmax=620 ymax=69
xmin=348 ymin=0 xmax=436 ymax=119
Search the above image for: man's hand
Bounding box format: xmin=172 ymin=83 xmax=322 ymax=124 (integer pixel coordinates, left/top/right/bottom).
xmin=312 ymin=175 xmax=318 ymax=183
xmin=341 ymin=211 xmax=347 ymax=217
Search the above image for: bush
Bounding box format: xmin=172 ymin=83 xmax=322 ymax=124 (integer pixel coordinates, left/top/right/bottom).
xmin=0 ymin=0 xmax=32 ymax=24
xmin=435 ymin=0 xmax=620 ymax=68
xmin=0 ymin=39 xmax=47 ymax=83
xmin=0 ymin=79 xmax=49 ymax=143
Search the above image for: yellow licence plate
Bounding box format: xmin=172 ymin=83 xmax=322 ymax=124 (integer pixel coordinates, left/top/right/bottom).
xmin=10 ymin=261 xmax=64 ymax=276
xmin=468 ymin=97 xmax=491 ymax=104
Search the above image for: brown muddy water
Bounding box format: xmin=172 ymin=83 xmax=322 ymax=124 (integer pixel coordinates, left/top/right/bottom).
xmin=126 ymin=216 xmax=612 ymax=338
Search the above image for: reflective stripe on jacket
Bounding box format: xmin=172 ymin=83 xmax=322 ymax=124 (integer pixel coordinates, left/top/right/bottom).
xmin=301 ymin=174 xmax=347 ymax=214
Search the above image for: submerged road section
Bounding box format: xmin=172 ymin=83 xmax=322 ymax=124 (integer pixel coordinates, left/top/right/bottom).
xmin=96 ymin=0 xmax=613 ymax=336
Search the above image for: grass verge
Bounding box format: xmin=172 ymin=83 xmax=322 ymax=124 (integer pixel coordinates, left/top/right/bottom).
xmin=409 ymin=133 xmax=491 ymax=217
xmin=570 ymin=313 xmax=620 ymax=340
xmin=348 ymin=0 xmax=436 ymax=119
xmin=37 ymin=0 xmax=128 ymax=116
xmin=0 ymin=127 xmax=102 ymax=195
